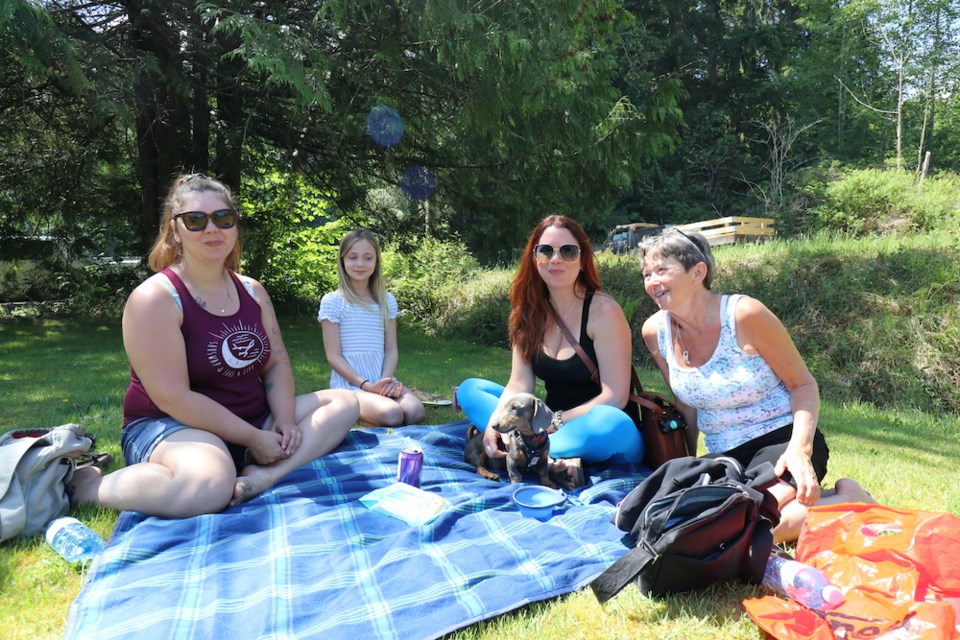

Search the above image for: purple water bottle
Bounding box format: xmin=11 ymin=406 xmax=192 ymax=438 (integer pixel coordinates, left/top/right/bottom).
xmin=762 ymin=552 xmax=844 ymax=610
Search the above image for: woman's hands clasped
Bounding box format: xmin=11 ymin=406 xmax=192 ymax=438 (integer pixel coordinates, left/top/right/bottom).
xmin=247 ymin=421 xmax=303 ymax=465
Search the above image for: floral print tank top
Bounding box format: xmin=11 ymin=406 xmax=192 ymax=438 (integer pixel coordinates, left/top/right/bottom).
xmin=657 ymin=294 xmax=793 ymax=453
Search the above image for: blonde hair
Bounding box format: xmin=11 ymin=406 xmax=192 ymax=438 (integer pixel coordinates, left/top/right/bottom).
xmin=147 ymin=173 xmax=242 ymax=273
xmin=337 ymin=229 xmax=389 ymax=325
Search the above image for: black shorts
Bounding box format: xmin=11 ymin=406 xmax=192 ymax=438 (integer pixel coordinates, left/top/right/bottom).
xmin=707 ymin=424 xmax=830 ymax=486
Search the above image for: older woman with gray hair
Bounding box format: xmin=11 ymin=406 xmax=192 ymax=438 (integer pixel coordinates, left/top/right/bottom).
xmin=638 ymin=230 xmax=873 ymax=543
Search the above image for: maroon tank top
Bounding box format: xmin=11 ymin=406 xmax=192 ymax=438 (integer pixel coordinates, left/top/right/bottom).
xmin=122 ymin=268 xmax=272 ymax=431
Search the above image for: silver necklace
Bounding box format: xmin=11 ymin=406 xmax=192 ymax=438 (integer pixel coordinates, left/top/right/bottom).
xmin=674 ymin=320 xmax=693 ymax=365
xmin=552 ymin=298 xmax=579 ymax=333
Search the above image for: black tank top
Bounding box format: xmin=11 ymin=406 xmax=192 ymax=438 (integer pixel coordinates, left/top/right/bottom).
xmin=531 ymin=292 xmax=640 ymax=421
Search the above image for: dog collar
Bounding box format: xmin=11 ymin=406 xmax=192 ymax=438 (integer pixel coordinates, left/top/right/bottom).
xmin=512 ymin=431 xmax=548 ymax=466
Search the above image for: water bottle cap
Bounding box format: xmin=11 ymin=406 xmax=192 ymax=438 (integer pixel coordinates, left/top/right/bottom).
xmin=45 ymin=516 xmax=81 ymax=544
xmin=821 ymin=585 xmax=844 ymax=609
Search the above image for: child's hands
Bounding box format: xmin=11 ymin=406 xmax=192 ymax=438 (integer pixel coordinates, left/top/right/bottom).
xmin=367 ymin=377 xmax=404 ymax=398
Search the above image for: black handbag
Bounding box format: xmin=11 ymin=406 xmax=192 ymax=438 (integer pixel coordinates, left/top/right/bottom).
xmin=590 ymin=456 xmax=781 ymax=602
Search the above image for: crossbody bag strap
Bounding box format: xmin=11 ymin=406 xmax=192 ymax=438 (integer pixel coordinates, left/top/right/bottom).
xmin=554 ymin=305 xmax=659 ymax=411
xmin=554 ymin=313 xmax=600 ymax=384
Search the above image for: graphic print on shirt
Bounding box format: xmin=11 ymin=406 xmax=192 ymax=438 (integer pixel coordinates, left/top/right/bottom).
xmin=206 ymin=320 xmax=270 ymax=377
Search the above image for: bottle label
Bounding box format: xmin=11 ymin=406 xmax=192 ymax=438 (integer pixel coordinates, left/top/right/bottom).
xmin=780 ymin=560 xmax=802 ymax=587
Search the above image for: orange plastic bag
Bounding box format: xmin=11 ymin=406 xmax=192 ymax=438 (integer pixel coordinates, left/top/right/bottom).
xmin=744 ymin=503 xmax=960 ymax=640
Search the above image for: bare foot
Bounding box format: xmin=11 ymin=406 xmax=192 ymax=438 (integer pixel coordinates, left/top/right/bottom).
xmin=231 ymin=465 xmax=275 ymax=506
xmin=835 ymin=478 xmax=876 ymax=503
xmin=548 ymin=457 xmax=585 ymax=491
xmin=67 ymin=466 xmax=103 ymax=505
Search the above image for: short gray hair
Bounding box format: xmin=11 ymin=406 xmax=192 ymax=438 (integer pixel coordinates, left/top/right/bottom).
xmin=638 ymin=229 xmax=715 ymax=290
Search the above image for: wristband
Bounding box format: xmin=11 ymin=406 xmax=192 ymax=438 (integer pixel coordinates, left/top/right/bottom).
xmin=551 ymin=410 xmax=565 ymax=431
xmin=359 ymin=379 xmax=368 ymax=390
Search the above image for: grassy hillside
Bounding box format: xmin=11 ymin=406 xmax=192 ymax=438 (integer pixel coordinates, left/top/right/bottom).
xmin=418 ymin=232 xmax=960 ymax=415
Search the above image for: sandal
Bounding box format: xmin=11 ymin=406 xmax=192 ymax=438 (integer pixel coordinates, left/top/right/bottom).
xmin=75 ymin=452 xmax=113 ymax=471
xmin=549 ymin=457 xmax=586 ymax=490
xmin=409 ymin=386 xmax=452 ymax=407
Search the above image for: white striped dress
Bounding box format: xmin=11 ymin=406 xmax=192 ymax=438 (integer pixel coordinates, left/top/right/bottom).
xmin=318 ymin=289 xmax=399 ymax=390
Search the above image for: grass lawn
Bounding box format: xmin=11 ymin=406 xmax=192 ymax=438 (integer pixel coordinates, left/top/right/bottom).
xmin=1 ymin=318 xmax=958 ymax=640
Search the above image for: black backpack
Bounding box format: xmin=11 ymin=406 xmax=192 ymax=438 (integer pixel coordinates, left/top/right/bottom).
xmin=590 ymin=456 xmax=781 ymax=603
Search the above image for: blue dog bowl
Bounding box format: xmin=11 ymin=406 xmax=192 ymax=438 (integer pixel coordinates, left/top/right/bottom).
xmin=512 ymin=486 xmax=566 ymax=521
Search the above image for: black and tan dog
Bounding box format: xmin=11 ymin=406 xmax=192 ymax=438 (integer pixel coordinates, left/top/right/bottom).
xmin=463 ymin=392 xmax=556 ymax=488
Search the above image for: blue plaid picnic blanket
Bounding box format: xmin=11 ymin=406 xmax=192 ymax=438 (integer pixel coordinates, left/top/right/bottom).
xmin=64 ymin=421 xmax=646 ymax=640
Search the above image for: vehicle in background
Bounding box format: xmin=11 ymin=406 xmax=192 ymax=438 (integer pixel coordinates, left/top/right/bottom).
xmin=596 ymin=223 xmax=661 ymax=255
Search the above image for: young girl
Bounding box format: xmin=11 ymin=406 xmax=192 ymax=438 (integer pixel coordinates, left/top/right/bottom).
xmin=319 ymin=229 xmax=425 ymax=427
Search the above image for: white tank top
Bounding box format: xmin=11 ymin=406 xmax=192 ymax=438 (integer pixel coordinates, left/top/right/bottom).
xmin=657 ymin=294 xmax=793 ymax=453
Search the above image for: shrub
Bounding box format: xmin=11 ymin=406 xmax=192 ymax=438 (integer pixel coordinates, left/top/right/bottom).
xmin=433 ymin=268 xmax=512 ymax=347
xmin=382 ymin=235 xmax=480 ymax=334
xmin=241 ymin=172 xmax=347 ymax=315
xmin=57 ymin=262 xmax=148 ymax=318
xmin=813 ymin=168 xmax=960 ymax=235
xmin=716 ymin=234 xmax=960 ymax=414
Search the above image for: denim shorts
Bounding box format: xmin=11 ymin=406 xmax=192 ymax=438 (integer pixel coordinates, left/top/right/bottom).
xmin=121 ymin=415 xmax=272 ymax=471
xmin=121 ymin=416 xmax=191 ymax=465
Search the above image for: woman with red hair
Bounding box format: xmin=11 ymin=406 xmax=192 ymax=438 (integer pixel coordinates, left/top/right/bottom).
xmin=457 ymin=215 xmax=643 ymax=488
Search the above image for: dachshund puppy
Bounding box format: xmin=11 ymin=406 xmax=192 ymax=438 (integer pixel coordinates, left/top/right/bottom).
xmin=463 ymin=392 xmax=556 ymax=488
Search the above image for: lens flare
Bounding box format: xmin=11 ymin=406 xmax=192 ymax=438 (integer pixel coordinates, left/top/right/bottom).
xmin=399 ymin=164 xmax=436 ymax=201
xmin=366 ymin=104 xmax=404 ymax=147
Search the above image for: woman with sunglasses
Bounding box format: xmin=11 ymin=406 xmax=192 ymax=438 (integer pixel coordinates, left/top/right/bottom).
xmin=638 ymin=230 xmax=873 ymax=542
xmin=457 ymin=215 xmax=644 ymax=488
xmin=68 ymin=174 xmax=359 ymax=517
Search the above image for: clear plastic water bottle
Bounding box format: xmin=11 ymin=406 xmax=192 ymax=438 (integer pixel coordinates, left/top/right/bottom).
xmin=762 ymin=552 xmax=844 ymax=610
xmin=45 ymin=516 xmax=105 ymax=567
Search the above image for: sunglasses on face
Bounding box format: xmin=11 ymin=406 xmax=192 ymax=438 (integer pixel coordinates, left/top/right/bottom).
xmin=174 ymin=209 xmax=238 ymax=232
xmin=534 ymin=243 xmax=581 ymax=263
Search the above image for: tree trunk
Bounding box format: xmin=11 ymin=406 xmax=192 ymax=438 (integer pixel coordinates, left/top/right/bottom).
xmin=127 ymin=2 xmax=193 ymax=256
xmin=214 ymin=27 xmax=244 ymax=197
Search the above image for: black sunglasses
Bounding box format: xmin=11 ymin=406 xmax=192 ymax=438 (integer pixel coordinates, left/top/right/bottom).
xmin=174 ymin=209 xmax=238 ymax=232
xmin=534 ymin=243 xmax=581 ymax=263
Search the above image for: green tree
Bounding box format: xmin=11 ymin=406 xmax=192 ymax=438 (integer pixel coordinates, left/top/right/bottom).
xmin=0 ymin=0 xmax=138 ymax=255
xmin=1 ymin=1 xmax=684 ymax=266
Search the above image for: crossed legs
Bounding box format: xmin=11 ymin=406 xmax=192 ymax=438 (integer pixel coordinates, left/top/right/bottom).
xmin=232 ymin=390 xmax=359 ymax=505
xmin=69 ymin=390 xmax=359 ymax=518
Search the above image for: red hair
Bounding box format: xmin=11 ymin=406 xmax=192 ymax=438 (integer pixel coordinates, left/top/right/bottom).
xmin=509 ymin=215 xmax=603 ymax=363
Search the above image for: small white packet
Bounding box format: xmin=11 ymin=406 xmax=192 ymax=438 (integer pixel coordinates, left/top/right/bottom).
xmin=359 ymin=482 xmax=452 ymax=526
